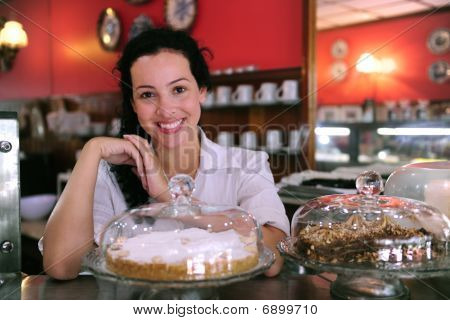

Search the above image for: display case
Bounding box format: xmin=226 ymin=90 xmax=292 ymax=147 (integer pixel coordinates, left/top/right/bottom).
xmin=315 ymin=120 xmax=450 ymax=171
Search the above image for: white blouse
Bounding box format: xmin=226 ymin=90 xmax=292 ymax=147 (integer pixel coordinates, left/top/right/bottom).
xmin=92 ymin=128 xmax=290 ymax=243
xmin=39 ymin=129 xmax=290 ymax=254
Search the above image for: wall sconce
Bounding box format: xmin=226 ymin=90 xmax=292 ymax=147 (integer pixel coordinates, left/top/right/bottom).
xmin=0 ymin=18 xmax=28 ymax=72
xmin=356 ymin=52 xmax=396 ymax=74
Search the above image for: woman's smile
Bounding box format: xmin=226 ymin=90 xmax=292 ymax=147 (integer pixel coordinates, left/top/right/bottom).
xmin=156 ymin=118 xmax=186 ymax=134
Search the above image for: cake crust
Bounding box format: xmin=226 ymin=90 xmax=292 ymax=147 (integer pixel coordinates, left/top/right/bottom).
xmin=106 ymin=228 xmax=259 ymax=280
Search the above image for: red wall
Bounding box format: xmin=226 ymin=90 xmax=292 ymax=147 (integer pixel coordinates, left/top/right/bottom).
xmin=317 ymin=11 xmax=450 ymax=105
xmin=0 ymin=0 xmax=302 ymax=100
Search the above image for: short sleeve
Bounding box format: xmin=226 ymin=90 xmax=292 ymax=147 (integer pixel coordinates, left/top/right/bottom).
xmin=38 ymin=160 xmax=126 ymax=254
xmin=92 ymin=160 xmax=127 ymax=245
xmin=237 ymin=151 xmax=290 ymax=236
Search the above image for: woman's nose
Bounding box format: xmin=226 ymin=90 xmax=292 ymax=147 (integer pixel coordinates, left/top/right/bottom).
xmin=155 ymin=95 xmax=177 ymax=117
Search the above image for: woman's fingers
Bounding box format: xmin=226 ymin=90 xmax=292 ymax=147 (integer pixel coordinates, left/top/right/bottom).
xmin=131 ymin=166 xmax=148 ymax=192
xmin=123 ymin=135 xmax=158 ymax=193
xmin=123 ymin=134 xmax=169 ymax=201
xmin=125 ymin=142 xmax=147 ymax=191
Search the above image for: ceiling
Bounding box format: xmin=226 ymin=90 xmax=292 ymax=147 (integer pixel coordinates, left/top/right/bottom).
xmin=317 ymin=0 xmax=450 ymax=30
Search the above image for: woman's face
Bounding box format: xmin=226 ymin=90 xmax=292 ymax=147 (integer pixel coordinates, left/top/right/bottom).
xmin=130 ymin=50 xmax=206 ymax=149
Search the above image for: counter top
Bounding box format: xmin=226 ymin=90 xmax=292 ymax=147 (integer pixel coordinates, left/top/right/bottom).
xmin=2 ymin=269 xmax=449 ymax=300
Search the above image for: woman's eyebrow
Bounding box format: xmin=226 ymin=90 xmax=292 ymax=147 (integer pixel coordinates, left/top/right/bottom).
xmin=168 ymin=77 xmax=189 ymax=85
xmin=135 ymin=85 xmax=154 ymax=90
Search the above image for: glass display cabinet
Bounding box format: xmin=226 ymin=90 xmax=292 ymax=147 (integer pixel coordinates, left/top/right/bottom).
xmin=315 ymin=120 xmax=450 ymax=171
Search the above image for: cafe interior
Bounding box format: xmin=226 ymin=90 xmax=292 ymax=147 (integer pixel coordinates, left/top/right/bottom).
xmin=0 ymin=0 xmax=449 ymax=300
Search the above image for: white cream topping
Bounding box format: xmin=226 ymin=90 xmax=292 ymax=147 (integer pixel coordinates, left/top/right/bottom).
xmin=108 ymin=228 xmax=257 ymax=264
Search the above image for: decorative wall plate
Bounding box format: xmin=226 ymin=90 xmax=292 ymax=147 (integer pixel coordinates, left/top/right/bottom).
xmin=428 ymin=61 xmax=448 ymax=84
xmin=128 ymin=14 xmax=154 ymax=40
xmin=330 ymin=61 xmax=348 ymax=81
xmin=427 ymin=28 xmax=450 ymax=55
xmin=331 ymin=39 xmax=348 ymax=59
xmin=97 ymin=8 xmax=121 ymax=51
xmin=165 ymin=0 xmax=197 ymax=31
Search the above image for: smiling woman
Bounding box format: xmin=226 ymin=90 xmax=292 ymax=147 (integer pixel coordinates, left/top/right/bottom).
xmin=42 ymin=28 xmax=289 ymax=280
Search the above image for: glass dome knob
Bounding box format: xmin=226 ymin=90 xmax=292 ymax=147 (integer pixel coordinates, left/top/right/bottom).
xmin=168 ymin=174 xmax=195 ymax=205
xmin=356 ymin=171 xmax=384 ymax=196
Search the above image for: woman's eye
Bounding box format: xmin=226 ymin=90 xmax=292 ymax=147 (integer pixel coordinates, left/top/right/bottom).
xmin=173 ymin=86 xmax=186 ymax=94
xmin=140 ymin=91 xmax=155 ymax=99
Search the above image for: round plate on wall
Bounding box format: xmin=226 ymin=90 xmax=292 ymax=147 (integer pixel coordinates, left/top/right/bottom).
xmin=331 ymin=39 xmax=348 ymax=59
xmin=97 ymin=8 xmax=122 ymax=51
xmin=427 ymin=28 xmax=450 ymax=55
xmin=428 ymin=61 xmax=448 ymax=84
xmin=128 ymin=14 xmax=154 ymax=40
xmin=165 ymin=0 xmax=197 ymax=31
xmin=330 ymin=61 xmax=348 ymax=82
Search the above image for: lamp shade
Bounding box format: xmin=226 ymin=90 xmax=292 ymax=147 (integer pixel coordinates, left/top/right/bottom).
xmin=0 ymin=21 xmax=28 ymax=48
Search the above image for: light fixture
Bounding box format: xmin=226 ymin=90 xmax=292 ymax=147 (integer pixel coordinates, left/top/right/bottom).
xmin=377 ymin=127 xmax=450 ymax=136
xmin=315 ymin=127 xmax=351 ymax=136
xmin=0 ymin=18 xmax=28 ymax=72
xmin=356 ymin=52 xmax=396 ymax=74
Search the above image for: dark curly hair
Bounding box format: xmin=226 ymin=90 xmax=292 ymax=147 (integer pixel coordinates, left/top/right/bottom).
xmin=111 ymin=28 xmax=212 ymax=208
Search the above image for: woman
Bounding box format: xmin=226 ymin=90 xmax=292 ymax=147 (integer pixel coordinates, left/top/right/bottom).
xmin=43 ymin=28 xmax=289 ymax=280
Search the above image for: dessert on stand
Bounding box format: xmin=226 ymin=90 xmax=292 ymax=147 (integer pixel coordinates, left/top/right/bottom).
xmin=279 ymin=171 xmax=450 ymax=299
xmin=83 ymin=174 xmax=274 ymax=299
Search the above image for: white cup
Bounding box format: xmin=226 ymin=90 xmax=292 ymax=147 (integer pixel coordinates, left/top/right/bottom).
xmin=255 ymin=82 xmax=278 ymax=104
xmin=202 ymin=91 xmax=214 ymax=108
xmin=277 ymin=80 xmax=299 ymax=103
xmin=288 ymin=129 xmax=302 ymax=151
xmin=240 ymin=131 xmax=258 ymax=149
xmin=265 ymin=129 xmax=283 ymax=151
xmin=231 ymin=84 xmax=253 ymax=106
xmin=216 ymin=86 xmax=232 ymax=106
xmin=217 ymin=131 xmax=234 ymax=147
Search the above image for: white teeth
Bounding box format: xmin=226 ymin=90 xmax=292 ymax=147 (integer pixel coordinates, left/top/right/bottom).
xmin=159 ymin=119 xmax=183 ymax=129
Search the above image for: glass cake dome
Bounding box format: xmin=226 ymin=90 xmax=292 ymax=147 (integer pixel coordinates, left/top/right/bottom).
xmin=279 ymin=171 xmax=450 ymax=299
xmin=89 ymin=174 xmax=273 ymax=287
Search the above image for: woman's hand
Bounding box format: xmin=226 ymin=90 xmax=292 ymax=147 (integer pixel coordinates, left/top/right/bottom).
xmin=262 ymin=225 xmax=286 ymax=277
xmin=122 ymin=134 xmax=171 ymax=202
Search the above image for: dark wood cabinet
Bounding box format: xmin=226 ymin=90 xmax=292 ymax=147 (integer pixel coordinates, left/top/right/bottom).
xmin=199 ymin=67 xmax=312 ymax=181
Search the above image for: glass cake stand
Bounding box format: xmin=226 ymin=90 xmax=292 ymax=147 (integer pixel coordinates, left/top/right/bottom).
xmin=279 ymin=237 xmax=450 ymax=300
xmin=83 ymin=174 xmax=275 ymax=299
xmin=279 ymin=171 xmax=450 ymax=300
xmin=83 ymin=246 xmax=274 ymax=299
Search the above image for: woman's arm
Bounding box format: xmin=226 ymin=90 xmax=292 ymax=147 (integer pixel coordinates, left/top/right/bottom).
xmin=43 ymin=139 xmax=103 ymax=279
xmin=237 ymin=151 xmax=291 ymax=277
xmin=43 ymin=137 xmax=147 ymax=279
xmin=261 ymin=225 xmax=286 ymax=277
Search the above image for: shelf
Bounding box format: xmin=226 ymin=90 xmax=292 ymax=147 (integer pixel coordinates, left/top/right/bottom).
xmin=317 ymin=119 xmax=450 ymax=128
xmin=201 ymin=101 xmax=301 ymax=111
xmin=210 ymin=67 xmax=302 ymax=86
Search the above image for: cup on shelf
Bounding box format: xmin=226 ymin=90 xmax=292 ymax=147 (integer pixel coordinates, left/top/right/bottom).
xmin=231 ymin=84 xmax=254 ymax=106
xmin=216 ymin=131 xmax=234 ymax=147
xmin=244 ymin=65 xmax=258 ymax=72
xmin=276 ymin=80 xmax=299 ymax=103
xmin=91 ymin=122 xmax=107 ymax=136
xmin=108 ymin=118 xmax=121 ymax=136
xmin=202 ymin=91 xmax=215 ymax=108
xmin=288 ymin=129 xmax=302 ymax=151
xmin=215 ymin=86 xmax=232 ymax=106
xmin=265 ymin=129 xmax=283 ymax=151
xmin=240 ymin=131 xmax=258 ymax=149
xmin=255 ymin=82 xmax=278 ymax=105
xmin=223 ymin=67 xmax=234 ymax=75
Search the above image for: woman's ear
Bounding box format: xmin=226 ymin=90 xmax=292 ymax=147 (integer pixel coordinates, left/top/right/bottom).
xmin=199 ymin=87 xmax=207 ymax=105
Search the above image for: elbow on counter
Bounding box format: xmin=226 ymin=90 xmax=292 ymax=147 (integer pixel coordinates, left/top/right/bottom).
xmin=43 ymin=258 xmax=81 ymax=280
